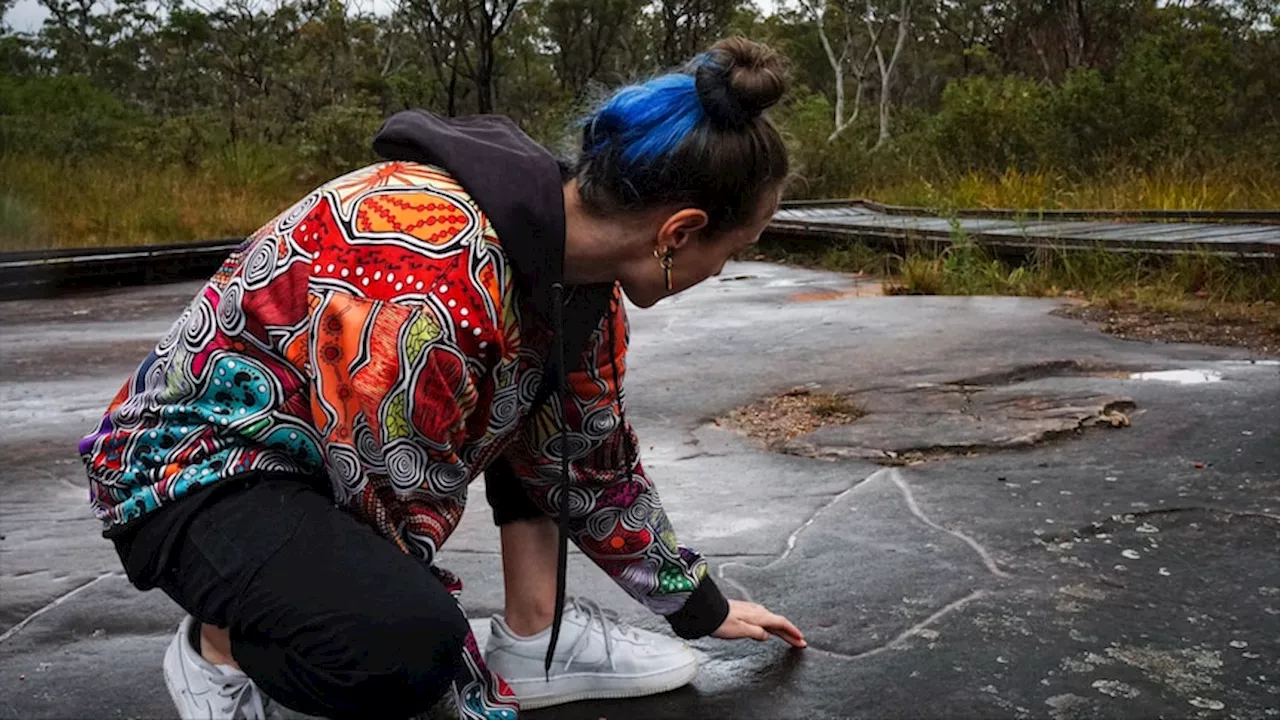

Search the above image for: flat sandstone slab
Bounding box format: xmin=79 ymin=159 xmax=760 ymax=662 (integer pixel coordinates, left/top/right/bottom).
xmin=2 ymin=263 xmax=1276 ymax=720
xmin=789 ymin=385 xmax=1134 ymax=461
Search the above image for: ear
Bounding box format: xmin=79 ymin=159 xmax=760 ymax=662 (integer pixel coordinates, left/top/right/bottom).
xmin=656 ymin=208 xmax=709 ymax=254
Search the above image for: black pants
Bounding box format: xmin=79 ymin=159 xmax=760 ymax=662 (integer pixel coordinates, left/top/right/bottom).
xmin=115 ymin=471 xmax=540 ymax=719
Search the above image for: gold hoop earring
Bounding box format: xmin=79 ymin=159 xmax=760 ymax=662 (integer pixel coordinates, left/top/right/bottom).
xmin=654 ymin=247 xmax=674 ymax=291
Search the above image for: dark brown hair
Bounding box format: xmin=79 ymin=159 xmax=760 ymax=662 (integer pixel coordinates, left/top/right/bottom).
xmin=572 ymin=37 xmax=790 ymax=236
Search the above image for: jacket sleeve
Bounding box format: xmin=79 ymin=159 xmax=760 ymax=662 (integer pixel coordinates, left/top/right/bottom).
xmin=495 ymin=285 xmax=730 ymax=639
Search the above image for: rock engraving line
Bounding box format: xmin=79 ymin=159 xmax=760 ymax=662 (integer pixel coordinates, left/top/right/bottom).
xmin=717 ymin=467 xmax=1009 ymax=660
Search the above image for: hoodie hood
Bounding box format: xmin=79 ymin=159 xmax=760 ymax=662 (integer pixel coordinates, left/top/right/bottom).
xmin=372 ymin=110 xmax=619 ymax=675
xmin=372 ymin=110 xmax=569 ymax=323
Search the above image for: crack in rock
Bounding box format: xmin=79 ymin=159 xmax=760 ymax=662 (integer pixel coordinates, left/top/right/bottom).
xmin=946 ymin=360 xmax=1150 ymax=387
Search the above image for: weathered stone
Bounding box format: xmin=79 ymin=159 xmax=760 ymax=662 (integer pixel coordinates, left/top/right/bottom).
xmin=786 ymin=384 xmax=1134 ymax=461
xmin=1 ymin=263 xmax=1276 ymax=720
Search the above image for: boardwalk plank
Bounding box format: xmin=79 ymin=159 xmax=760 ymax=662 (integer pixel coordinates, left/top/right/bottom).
xmin=770 ymin=204 xmax=1280 ymax=256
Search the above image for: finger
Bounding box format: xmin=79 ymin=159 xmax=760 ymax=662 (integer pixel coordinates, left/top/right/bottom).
xmin=752 ymin=612 xmax=806 ymax=647
xmin=728 ymin=620 xmax=769 ymax=642
xmin=762 ymin=615 xmax=807 ymax=648
xmin=738 ymin=604 xmax=808 ymax=647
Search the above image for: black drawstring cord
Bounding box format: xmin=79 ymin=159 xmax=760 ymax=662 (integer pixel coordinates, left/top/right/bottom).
xmin=543 ymin=286 xmax=634 ymax=679
xmin=604 ymin=297 xmax=635 ymax=484
xmin=545 ymin=282 xmax=571 ymax=680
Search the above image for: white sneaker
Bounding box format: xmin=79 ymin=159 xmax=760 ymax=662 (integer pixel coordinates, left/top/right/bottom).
xmin=163 ymin=616 xmax=282 ymax=720
xmin=484 ymin=597 xmax=699 ymax=709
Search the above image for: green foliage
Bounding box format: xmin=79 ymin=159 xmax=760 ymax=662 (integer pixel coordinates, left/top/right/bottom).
xmin=0 ymin=75 xmax=142 ymax=157
xmin=297 ymin=104 xmax=382 ymax=175
xmin=776 ymin=89 xmax=867 ymax=197
xmin=862 ymin=160 xmax=1280 ymax=211
xmin=543 ymin=0 xmax=646 ymax=92
xmin=928 ymin=75 xmax=1047 ymax=173
xmin=1038 ymin=70 xmax=1122 ymax=170
xmin=0 ymin=0 xmax=1277 ymax=250
xmin=900 ymin=243 xmax=1280 ymax=305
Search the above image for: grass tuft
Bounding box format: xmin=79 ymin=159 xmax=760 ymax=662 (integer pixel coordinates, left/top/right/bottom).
xmin=756 ymin=230 xmax=1280 ymax=353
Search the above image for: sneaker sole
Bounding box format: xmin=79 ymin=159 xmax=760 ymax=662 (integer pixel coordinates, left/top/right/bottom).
xmin=505 ymin=660 xmax=700 ymax=710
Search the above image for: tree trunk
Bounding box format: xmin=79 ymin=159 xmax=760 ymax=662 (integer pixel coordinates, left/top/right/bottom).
xmin=1061 ymin=0 xmax=1087 ymax=70
xmin=446 ymin=52 xmax=459 ymax=116
xmin=873 ymin=0 xmax=911 ymax=149
xmin=808 ymin=0 xmax=874 ymax=144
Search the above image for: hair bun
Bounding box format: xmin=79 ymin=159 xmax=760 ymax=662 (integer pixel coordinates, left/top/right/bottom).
xmin=693 ymin=37 xmax=788 ymax=129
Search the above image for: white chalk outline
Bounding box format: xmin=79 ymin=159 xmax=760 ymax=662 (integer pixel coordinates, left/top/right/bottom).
xmin=0 ymin=572 xmax=121 ymax=644
xmin=717 ymin=467 xmax=1008 ymax=659
xmin=887 ymin=469 xmax=1010 ymax=578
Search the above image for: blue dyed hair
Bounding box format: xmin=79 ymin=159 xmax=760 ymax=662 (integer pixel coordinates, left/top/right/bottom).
xmin=573 ymin=37 xmax=789 ymax=235
xmin=587 ymin=73 xmax=705 ymax=165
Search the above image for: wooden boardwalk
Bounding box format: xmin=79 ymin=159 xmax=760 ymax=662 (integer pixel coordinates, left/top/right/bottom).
xmin=769 ymin=201 xmax=1280 ymax=257
xmin=3 ymin=201 xmax=1278 ymax=299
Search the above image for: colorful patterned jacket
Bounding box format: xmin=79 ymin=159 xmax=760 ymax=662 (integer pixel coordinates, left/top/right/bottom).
xmin=79 ymin=113 xmax=729 ymax=718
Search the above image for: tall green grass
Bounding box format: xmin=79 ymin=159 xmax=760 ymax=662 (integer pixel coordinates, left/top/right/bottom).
xmin=2 ymin=151 xmax=1278 ymax=252
xmin=855 ymin=161 xmax=1280 ymax=212
xmin=0 ymin=151 xmax=311 ymax=251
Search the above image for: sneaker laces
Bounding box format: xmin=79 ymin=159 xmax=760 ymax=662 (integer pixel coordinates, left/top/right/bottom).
xmin=210 ymin=670 xmax=276 ymax=720
xmin=561 ymin=597 xmax=641 ymax=672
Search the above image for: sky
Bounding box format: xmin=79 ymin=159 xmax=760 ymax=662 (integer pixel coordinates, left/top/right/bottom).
xmin=7 ymin=0 xmax=47 ymax=32
xmin=5 ymin=0 xmax=783 ymax=35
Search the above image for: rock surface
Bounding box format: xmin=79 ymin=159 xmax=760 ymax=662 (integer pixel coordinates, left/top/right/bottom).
xmin=1 ymin=263 xmax=1276 ymax=719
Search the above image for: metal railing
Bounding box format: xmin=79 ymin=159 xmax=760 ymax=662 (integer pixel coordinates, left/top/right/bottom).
xmin=0 ymin=239 xmax=242 ymax=300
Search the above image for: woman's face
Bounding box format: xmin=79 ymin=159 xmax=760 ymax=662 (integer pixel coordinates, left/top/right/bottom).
xmin=621 ymin=188 xmax=781 ymax=309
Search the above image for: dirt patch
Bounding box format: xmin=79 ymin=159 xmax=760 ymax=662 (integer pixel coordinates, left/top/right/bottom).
xmin=715 ymin=385 xmax=863 ymax=449
xmin=1055 ymin=301 xmax=1280 ymax=356
xmin=788 ymin=280 xmax=886 ymax=302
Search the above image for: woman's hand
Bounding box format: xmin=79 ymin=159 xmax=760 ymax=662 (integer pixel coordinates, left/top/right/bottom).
xmin=711 ymin=600 xmax=807 ymax=648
